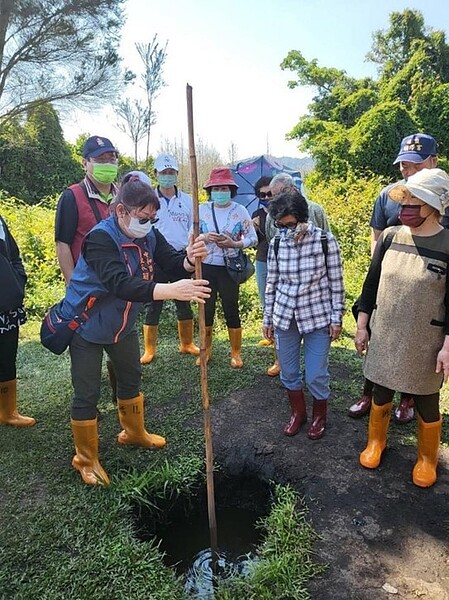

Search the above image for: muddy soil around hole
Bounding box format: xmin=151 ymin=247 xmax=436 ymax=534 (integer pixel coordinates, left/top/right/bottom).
xmin=208 ymin=369 xmax=449 ymax=600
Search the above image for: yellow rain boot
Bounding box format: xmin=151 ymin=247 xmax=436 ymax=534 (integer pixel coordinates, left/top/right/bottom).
xmin=196 ymin=326 xmax=213 ymax=366
xmin=267 ymin=346 xmax=281 ymax=377
xmin=178 ymin=319 xmax=200 ymax=356
xmin=140 ymin=325 xmax=158 ymax=364
xmin=267 ymin=359 xmax=280 ymax=376
xmin=360 ymin=401 xmax=392 ymax=469
xmin=71 ymin=418 xmax=110 ymax=486
xmin=267 ymin=348 xmax=280 ymax=377
xmin=117 ymin=394 xmax=166 ymax=449
xmin=0 ymin=379 xmax=36 ymax=427
xmin=228 ymin=327 xmax=243 ymax=369
xmin=412 ymin=416 xmax=442 ymax=488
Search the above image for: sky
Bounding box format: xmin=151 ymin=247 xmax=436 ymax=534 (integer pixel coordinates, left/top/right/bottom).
xmin=61 ymin=0 xmax=449 ymax=163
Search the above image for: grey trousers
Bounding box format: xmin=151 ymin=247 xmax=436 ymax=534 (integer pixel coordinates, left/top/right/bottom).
xmin=69 ymin=329 xmax=141 ymax=420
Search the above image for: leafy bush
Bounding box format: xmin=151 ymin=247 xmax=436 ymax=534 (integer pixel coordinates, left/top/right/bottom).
xmin=0 ymin=194 xmax=64 ymax=315
xmin=305 ymin=172 xmax=385 ymax=301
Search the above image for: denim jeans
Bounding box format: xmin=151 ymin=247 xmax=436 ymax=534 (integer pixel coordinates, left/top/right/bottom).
xmin=255 ymin=260 xmax=268 ymax=310
xmin=275 ymin=320 xmax=331 ymax=400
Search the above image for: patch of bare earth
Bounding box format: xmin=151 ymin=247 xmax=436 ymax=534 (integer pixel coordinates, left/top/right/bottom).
xmin=210 ymin=373 xmax=449 ymax=600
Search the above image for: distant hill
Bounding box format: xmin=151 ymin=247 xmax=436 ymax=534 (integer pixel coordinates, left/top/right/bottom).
xmin=276 ymin=156 xmax=316 ymax=176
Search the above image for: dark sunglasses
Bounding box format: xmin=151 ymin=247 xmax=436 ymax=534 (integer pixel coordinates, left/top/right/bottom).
xmin=259 ymin=191 xmax=273 ymax=200
xmin=137 ymin=216 xmax=159 ymax=225
xmin=123 ymin=205 xmax=159 ymax=225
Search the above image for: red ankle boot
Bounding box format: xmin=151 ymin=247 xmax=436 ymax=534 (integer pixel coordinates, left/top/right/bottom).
xmin=307 ymin=399 xmax=327 ymax=440
xmin=348 ymin=394 xmax=372 ymax=418
xmin=394 ymin=394 xmax=414 ymax=424
xmin=284 ymin=389 xmax=307 ymax=436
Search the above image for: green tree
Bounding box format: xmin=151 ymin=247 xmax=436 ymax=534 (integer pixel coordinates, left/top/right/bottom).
xmin=0 ymin=0 xmax=126 ymax=126
xmin=366 ymin=9 xmax=427 ymax=78
xmin=0 ymin=103 xmax=83 ymax=202
xmin=282 ymin=9 xmax=449 ymax=181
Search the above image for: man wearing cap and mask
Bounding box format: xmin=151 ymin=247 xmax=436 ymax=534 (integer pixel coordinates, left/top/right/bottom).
xmin=348 ymin=133 xmax=438 ymax=423
xmin=55 ymin=135 xmax=119 ymax=408
xmin=55 ymin=135 xmax=119 ymax=284
xmin=140 ymin=153 xmax=199 ymax=363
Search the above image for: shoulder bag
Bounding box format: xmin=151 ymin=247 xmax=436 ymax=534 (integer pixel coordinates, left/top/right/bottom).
xmin=210 ymin=203 xmax=255 ymax=285
xmin=40 ymin=296 xmax=98 ymax=355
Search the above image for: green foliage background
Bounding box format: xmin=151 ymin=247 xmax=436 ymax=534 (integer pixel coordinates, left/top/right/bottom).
xmin=282 ymin=9 xmax=449 ymax=181
xmin=0 ymin=194 xmax=65 ymax=314
xmin=0 ymin=173 xmax=378 ymax=321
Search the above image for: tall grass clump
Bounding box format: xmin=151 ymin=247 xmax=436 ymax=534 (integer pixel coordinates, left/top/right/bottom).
xmin=215 ymin=484 xmax=324 ymax=600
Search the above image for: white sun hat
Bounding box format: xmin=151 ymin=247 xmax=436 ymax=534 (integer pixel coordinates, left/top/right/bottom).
xmin=388 ymin=168 xmax=449 ymax=215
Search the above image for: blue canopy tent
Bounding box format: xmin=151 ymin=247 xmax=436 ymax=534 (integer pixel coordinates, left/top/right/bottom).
xmin=229 ymin=155 xmax=302 ymax=215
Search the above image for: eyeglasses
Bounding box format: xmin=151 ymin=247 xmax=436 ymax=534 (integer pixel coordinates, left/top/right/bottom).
xmin=259 ymin=191 xmax=273 ymax=200
xmin=137 ymin=217 xmax=159 ymax=225
xmin=90 ymin=154 xmax=118 ymax=164
xmin=123 ymin=206 xmax=159 ymax=225
xmin=274 ymin=221 xmax=298 ymax=230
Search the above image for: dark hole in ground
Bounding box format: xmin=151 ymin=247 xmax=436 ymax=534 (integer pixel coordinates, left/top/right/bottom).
xmin=133 ymin=471 xmax=272 ymax=597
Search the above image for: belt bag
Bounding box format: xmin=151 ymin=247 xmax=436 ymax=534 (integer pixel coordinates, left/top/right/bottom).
xmin=40 ymin=297 xmax=97 ymax=355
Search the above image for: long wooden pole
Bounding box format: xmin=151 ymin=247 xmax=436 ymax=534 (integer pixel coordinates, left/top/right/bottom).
xmin=186 ymin=83 xmax=218 ymax=557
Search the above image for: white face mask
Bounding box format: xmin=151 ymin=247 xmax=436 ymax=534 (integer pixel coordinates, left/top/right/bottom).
xmin=126 ymin=217 xmax=153 ymax=238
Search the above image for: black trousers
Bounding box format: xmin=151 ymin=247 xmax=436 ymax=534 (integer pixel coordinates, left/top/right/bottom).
xmin=143 ymin=266 xmax=193 ymax=325
xmin=0 ymin=328 xmax=19 ymax=381
xmin=373 ymin=383 xmax=440 ymax=423
xmin=69 ymin=329 xmax=142 ymax=420
xmin=201 ymin=263 xmax=241 ymax=329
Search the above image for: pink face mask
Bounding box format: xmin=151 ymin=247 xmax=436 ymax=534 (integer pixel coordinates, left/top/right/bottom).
xmin=399 ymin=205 xmax=426 ymax=228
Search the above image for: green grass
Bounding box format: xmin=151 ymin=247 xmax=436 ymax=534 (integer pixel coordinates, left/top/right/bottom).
xmin=2 ymin=296 xmax=448 ymax=600
xmin=0 ymin=315 xmax=322 ymax=600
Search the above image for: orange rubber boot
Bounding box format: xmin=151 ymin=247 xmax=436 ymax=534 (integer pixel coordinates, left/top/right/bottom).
xmin=0 ymin=379 xmax=35 ymax=427
xmin=360 ymin=402 xmax=392 ymax=469
xmin=228 ymin=327 xmax=243 ymax=368
xmin=117 ymin=394 xmax=166 ymax=449
xmin=412 ymin=416 xmax=442 ymax=488
xmin=178 ymin=320 xmax=200 ymax=356
xmin=140 ymin=325 xmax=158 ymax=364
xmin=71 ymin=418 xmax=110 ymax=485
xmin=196 ymin=326 xmax=213 ymax=366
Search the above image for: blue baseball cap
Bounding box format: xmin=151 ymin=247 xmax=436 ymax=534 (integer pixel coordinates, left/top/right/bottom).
xmin=393 ymin=133 xmax=437 ymax=164
xmin=82 ymin=136 xmax=118 ymax=159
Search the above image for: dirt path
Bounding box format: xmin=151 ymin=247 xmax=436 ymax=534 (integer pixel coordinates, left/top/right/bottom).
xmin=210 ymin=371 xmax=449 ymax=600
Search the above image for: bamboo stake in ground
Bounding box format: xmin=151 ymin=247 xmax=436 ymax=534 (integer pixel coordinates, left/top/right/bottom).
xmin=186 ymin=83 xmax=218 ymax=557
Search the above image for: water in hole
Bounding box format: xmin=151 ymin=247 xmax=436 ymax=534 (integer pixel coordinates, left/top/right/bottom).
xmin=161 ymin=504 xmax=261 ymax=597
xmin=135 ymin=474 xmax=271 ymax=597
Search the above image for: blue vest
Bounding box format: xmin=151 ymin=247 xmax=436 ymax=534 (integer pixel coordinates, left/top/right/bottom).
xmin=63 ymin=216 xmax=156 ymax=344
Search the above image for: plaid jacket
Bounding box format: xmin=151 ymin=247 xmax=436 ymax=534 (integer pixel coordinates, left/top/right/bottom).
xmin=263 ymin=223 xmax=345 ymax=333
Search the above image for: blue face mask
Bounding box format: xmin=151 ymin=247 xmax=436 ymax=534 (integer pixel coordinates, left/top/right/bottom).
xmin=211 ymin=191 xmax=231 ymax=205
xmin=259 ymin=199 xmax=269 ymax=208
xmin=157 ymin=174 xmax=177 ymax=188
